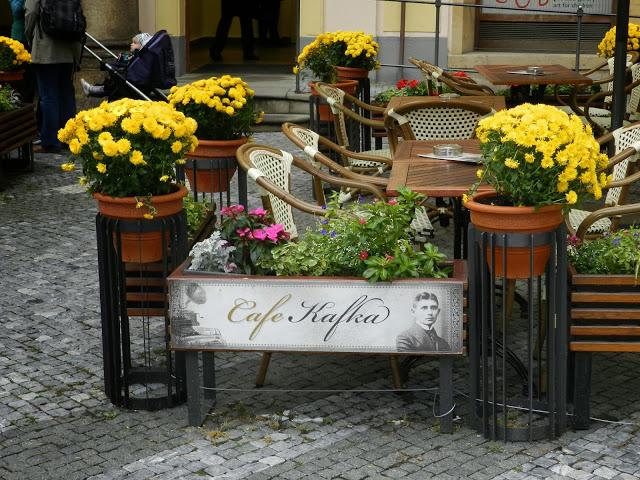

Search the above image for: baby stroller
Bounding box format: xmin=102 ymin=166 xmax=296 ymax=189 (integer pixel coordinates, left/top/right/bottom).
xmin=82 ymin=30 xmax=177 ymax=101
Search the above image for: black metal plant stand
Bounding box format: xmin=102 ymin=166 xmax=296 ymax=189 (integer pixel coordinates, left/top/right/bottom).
xmin=468 ymin=223 xmax=568 ymax=441
xmin=96 ymin=212 xmax=189 ymax=410
xmin=177 ymin=159 xmax=248 ymax=208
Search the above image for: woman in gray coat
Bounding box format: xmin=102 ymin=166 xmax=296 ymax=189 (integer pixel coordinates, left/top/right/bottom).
xmin=24 ymin=0 xmax=83 ymax=153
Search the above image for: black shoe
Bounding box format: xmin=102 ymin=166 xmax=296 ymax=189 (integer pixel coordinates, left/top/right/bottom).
xmin=243 ymin=53 xmax=260 ymax=61
xmin=33 ymin=145 xmax=62 ymax=154
xmin=209 ymin=49 xmax=223 ymax=62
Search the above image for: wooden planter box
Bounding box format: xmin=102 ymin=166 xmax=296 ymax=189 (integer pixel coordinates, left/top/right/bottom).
xmin=568 ymin=264 xmax=640 ymax=429
xmin=0 ymin=104 xmax=37 ymax=155
xmin=168 ymin=259 xmax=468 ymax=427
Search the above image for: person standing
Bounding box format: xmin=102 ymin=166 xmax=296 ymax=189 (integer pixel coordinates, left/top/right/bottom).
xmin=24 ymin=0 xmax=83 ymax=153
xmin=396 ymin=292 xmax=451 ymax=352
xmin=9 ymin=0 xmax=26 ymax=43
xmin=209 ymin=0 xmax=259 ymax=62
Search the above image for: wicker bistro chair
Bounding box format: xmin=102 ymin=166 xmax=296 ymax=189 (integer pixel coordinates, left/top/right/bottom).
xmin=567 ymin=122 xmax=640 ymax=239
xmin=383 ymin=98 xmax=495 ymax=156
xmin=235 ymin=143 xmax=386 ymax=240
xmin=409 ymin=58 xmax=496 ymax=97
xmin=282 ymin=122 xmax=436 ymax=239
xmin=235 ymin=142 xmax=409 ymax=389
xmin=312 ymin=82 xmax=392 ymax=175
xmin=559 ymin=63 xmax=640 ymax=137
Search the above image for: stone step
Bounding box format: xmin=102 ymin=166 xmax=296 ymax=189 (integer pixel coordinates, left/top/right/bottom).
xmin=262 ymin=113 xmax=309 ymax=125
xmin=254 ymin=95 xmax=309 ymax=115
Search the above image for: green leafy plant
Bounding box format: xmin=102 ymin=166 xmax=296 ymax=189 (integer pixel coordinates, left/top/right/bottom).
xmin=568 ymin=228 xmax=640 ymax=277
xmin=469 ymin=103 xmax=610 ymax=209
xmin=167 ymin=75 xmax=263 ymax=140
xmin=294 ymin=31 xmax=379 ymax=83
xmin=0 ymin=36 xmax=31 ymax=71
xmin=374 ymin=78 xmax=433 ymax=104
xmin=183 ymin=196 xmax=212 ymax=238
xmin=58 ymin=98 xmax=198 ymax=204
xmin=258 ymin=188 xmax=449 ymax=281
xmin=0 ymin=84 xmax=21 ymax=112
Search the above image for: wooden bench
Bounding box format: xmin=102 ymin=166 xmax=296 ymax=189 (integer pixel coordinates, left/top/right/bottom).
xmin=569 ymin=265 xmax=640 ymax=429
xmin=0 ymin=104 xmax=37 ymax=172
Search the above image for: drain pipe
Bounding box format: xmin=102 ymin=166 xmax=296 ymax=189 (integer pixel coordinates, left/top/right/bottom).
xmin=399 ymin=1 xmax=406 ymax=79
xmin=295 ymin=0 xmax=301 ymax=93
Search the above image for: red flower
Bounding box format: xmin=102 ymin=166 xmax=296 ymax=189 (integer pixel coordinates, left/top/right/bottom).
xmin=396 ymin=79 xmax=408 ymax=89
xmin=385 ymin=254 xmax=395 ymax=261
xmin=408 ymin=79 xmax=419 ymax=88
xmin=358 ymin=217 xmax=366 ymax=225
xmin=388 ymin=198 xmax=398 ymax=205
xmin=453 ymin=71 xmax=469 ymax=78
xmin=359 ymin=251 xmax=369 ymax=260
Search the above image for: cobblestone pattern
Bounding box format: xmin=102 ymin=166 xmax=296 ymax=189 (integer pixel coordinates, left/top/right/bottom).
xmin=2 ymin=132 xmax=640 ymax=479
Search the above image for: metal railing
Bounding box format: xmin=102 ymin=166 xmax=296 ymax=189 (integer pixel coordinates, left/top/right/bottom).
xmin=294 ymin=0 xmax=617 ymax=92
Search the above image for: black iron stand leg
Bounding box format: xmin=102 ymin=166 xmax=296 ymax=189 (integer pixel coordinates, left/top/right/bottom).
xmin=202 ymin=352 xmax=216 ymax=400
xmin=186 ymin=351 xmax=204 ymax=426
xmin=237 ymin=168 xmax=247 ymax=207
xmin=573 ymin=351 xmax=592 ymax=430
xmin=439 ymin=357 xmax=454 ymax=433
xmin=453 ymin=198 xmax=463 ymax=260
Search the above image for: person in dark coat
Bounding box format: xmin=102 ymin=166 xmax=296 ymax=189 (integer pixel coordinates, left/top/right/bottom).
xmin=209 ymin=0 xmax=258 ymax=62
xmin=25 ymin=0 xmax=82 ymax=153
xmin=396 ymin=292 xmax=450 ymax=352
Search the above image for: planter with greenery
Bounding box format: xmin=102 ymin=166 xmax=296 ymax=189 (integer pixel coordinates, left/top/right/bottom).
xmin=0 ymin=36 xmax=30 ymax=82
xmin=0 ymin=84 xmax=37 ymax=171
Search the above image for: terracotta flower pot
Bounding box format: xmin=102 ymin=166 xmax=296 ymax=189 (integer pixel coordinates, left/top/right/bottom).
xmin=94 ymin=184 xmax=188 ymax=263
xmin=309 ymin=80 xmax=359 ymax=121
xmin=465 ymin=191 xmax=564 ymax=279
xmin=185 ymin=137 xmax=248 ymax=193
xmin=334 ymin=66 xmax=369 ymax=81
xmin=0 ymin=70 xmax=24 ymax=83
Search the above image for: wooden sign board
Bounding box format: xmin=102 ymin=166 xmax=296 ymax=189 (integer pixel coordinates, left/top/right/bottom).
xmin=482 ymin=0 xmax=611 ymax=15
xmin=168 ymin=268 xmax=465 ymax=355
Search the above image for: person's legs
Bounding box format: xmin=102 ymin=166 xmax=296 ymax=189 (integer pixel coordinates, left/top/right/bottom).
xmin=239 ymin=13 xmax=258 ymax=60
xmin=57 ymin=63 xmax=76 ymax=129
xmin=35 ymin=63 xmax=62 ymax=151
xmin=210 ymin=0 xmax=234 ymax=61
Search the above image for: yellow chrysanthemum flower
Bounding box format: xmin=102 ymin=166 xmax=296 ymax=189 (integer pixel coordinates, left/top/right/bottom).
xmin=96 ymin=162 xmax=107 ymax=173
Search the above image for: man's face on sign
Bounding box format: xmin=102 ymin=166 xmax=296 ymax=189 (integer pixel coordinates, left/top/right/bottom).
xmin=412 ymin=298 xmax=440 ymax=330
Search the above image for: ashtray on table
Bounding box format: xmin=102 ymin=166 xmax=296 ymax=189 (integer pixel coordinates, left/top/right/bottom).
xmin=433 ymin=144 xmax=463 ymax=158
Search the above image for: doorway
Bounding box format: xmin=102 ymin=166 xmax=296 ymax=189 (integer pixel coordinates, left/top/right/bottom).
xmin=185 ymin=0 xmax=298 ymax=73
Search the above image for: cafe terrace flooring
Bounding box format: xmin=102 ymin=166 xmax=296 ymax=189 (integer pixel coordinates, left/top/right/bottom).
xmin=2 ymin=132 xmax=640 ymax=480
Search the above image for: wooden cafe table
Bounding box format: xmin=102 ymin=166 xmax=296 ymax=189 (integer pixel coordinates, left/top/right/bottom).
xmin=387 ymin=139 xmax=493 ymax=259
xmin=474 ymin=64 xmax=592 ymax=104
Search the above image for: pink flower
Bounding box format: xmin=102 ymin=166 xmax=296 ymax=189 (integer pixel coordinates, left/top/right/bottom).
xmin=388 ymin=198 xmax=398 ymax=205
xmin=567 ymin=234 xmax=581 ymax=246
xmin=252 ymin=229 xmax=267 ymax=241
xmin=385 ymin=254 xmax=395 ymax=261
xmin=359 ymin=251 xmax=369 ymax=260
xmin=264 ymin=223 xmax=285 ymax=241
xmin=249 ymin=208 xmax=267 ymax=217
xmin=220 ymin=204 xmax=245 ymax=216
xmin=236 ymin=227 xmax=251 ymax=237
xmin=358 ymin=217 xmax=366 ymax=225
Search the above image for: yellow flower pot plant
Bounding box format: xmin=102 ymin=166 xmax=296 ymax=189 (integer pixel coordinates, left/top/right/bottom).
xmin=58 ymin=98 xmax=198 ymax=262
xmin=167 ymin=75 xmax=263 ymax=194
xmin=597 ymin=23 xmax=640 ymax=58
xmin=465 ymin=103 xmax=609 ymax=278
xmin=0 ymin=36 xmax=31 ymax=82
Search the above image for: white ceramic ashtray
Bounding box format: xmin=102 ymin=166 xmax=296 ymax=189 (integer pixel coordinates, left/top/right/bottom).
xmin=433 ymin=144 xmax=463 ymax=158
xmin=527 ymin=66 xmax=544 ymax=75
xmin=439 ymin=93 xmax=460 ymax=99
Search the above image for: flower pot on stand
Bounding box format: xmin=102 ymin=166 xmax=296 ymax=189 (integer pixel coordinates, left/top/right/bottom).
xmin=185 ymin=138 xmax=248 ymax=194
xmin=309 ymin=80 xmax=359 ymax=121
xmin=334 ymin=66 xmax=369 ymax=81
xmin=465 ymin=191 xmax=564 ymax=279
xmin=94 ymin=184 xmax=188 ymax=263
xmin=0 ymin=69 xmax=24 ymax=83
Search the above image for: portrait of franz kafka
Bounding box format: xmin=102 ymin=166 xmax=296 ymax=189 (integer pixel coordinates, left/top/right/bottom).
xmin=396 ymin=292 xmax=451 ymax=353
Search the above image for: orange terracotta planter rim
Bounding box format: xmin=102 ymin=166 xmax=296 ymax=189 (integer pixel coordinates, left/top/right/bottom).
xmin=335 ymin=66 xmax=370 ymax=79
xmin=93 ymin=183 xmax=188 ymax=219
xmin=187 ymin=136 xmax=248 ymax=159
xmin=466 ymin=191 xmax=564 ymax=234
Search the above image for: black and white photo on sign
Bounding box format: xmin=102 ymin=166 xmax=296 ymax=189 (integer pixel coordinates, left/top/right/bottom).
xmin=169 ymin=278 xmax=463 ymax=354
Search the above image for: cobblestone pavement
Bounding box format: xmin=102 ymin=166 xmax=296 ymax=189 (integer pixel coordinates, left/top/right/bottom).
xmin=2 ymin=131 xmax=640 ymax=480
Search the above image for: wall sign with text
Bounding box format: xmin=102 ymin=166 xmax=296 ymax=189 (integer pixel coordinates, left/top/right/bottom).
xmin=482 ymin=0 xmax=611 ymax=15
xmin=168 ymin=276 xmax=464 ymax=355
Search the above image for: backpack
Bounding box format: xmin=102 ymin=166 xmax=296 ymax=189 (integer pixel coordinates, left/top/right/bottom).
xmin=39 ymin=0 xmax=86 ymax=42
